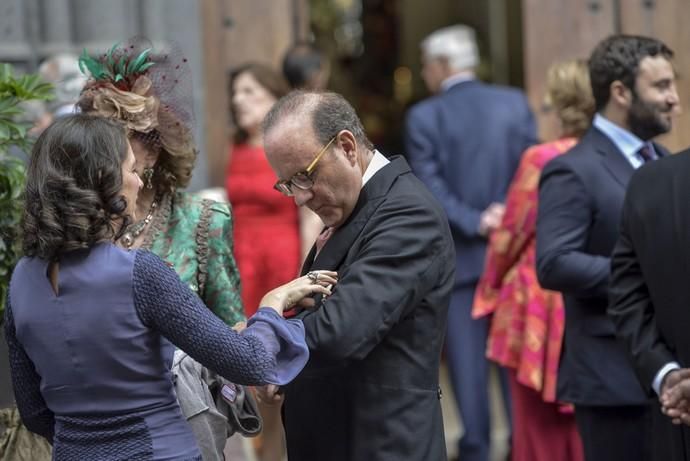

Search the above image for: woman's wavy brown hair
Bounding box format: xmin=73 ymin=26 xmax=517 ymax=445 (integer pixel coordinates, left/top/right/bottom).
xmin=22 ymin=114 xmax=131 ymax=261
xmin=228 ymin=63 xmax=290 ymax=144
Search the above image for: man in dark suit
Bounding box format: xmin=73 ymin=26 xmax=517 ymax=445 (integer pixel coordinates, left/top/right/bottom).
xmin=609 ymin=145 xmax=690 ymax=461
xmin=260 ymin=90 xmax=456 ymax=461
xmin=404 ymin=24 xmax=537 ymax=461
xmin=536 ymin=35 xmax=678 ymax=461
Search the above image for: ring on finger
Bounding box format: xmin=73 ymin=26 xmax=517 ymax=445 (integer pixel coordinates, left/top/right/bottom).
xmin=307 ymin=271 xmax=319 ymax=283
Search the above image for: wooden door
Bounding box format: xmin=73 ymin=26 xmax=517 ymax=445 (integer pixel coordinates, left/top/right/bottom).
xmin=201 ymin=0 xmax=308 ymax=187
xmin=522 ymin=0 xmax=690 ymax=152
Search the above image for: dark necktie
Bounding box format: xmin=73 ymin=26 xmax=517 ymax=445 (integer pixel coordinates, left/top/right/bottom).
xmin=638 ymin=143 xmax=654 ymax=163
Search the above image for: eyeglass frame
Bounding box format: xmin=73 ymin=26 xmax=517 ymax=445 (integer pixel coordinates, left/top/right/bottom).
xmin=273 ymin=135 xmax=338 ymax=196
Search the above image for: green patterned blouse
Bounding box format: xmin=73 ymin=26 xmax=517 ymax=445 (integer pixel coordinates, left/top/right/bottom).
xmin=142 ymin=191 xmax=244 ymax=326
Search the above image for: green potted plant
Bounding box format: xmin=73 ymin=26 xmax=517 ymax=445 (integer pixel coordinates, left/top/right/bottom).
xmin=0 ymin=63 xmax=53 ymax=321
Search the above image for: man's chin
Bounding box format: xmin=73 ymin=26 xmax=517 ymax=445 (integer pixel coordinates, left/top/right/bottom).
xmin=317 ymin=209 xmax=342 ymax=228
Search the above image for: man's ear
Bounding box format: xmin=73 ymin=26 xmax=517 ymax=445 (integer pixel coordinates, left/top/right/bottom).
xmin=337 ymin=130 xmax=358 ymax=165
xmin=439 ymin=56 xmax=454 ymax=79
xmin=610 ymin=80 xmax=633 ymax=109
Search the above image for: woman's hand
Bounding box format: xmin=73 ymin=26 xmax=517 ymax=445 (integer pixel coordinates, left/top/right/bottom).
xmin=259 ymin=270 xmax=338 ymax=315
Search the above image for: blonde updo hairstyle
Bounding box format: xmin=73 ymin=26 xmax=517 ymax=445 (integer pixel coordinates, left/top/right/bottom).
xmin=543 ymin=59 xmax=595 ymax=138
xmin=77 ymin=38 xmax=196 ymax=194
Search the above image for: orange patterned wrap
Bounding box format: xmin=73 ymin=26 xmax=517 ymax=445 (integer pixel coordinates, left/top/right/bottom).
xmin=473 ymin=138 xmax=577 ymax=405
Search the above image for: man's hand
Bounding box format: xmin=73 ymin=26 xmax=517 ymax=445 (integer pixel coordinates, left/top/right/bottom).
xmin=660 ymin=368 xmax=690 ymax=425
xmin=256 ymin=384 xmax=284 ymax=406
xmin=479 ymin=202 xmax=506 ymax=236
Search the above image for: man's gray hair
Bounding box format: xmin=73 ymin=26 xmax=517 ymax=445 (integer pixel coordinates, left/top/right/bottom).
xmin=263 ymin=90 xmax=374 ymax=151
xmin=421 ymin=25 xmax=479 ymax=71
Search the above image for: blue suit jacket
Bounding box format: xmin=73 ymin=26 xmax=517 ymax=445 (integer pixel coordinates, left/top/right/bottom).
xmin=536 ymin=126 xmax=667 ymax=406
xmin=405 ymin=80 xmax=537 ymax=286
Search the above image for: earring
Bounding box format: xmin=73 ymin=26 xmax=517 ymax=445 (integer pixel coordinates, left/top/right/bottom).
xmin=143 ymin=167 xmax=155 ymax=190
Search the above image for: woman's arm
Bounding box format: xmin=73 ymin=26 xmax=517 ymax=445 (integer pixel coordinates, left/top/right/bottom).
xmin=4 ymin=301 xmax=55 ymax=443
xmin=132 ymin=250 xmax=309 ymax=386
xmin=473 ymin=147 xmax=542 ymax=318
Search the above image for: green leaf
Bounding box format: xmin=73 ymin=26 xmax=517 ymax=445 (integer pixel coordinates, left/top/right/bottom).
xmin=128 ymin=48 xmax=152 ymax=74
xmin=116 ymin=55 xmax=128 ymax=77
xmin=79 ymin=50 xmax=108 ymax=80
xmin=137 ymin=61 xmax=155 ymax=73
xmin=78 ymin=49 xmax=89 ymax=74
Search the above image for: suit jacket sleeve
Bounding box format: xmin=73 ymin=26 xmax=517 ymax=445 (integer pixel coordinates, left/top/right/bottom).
xmin=536 ymin=159 xmax=610 ymax=299
xmin=301 ymin=195 xmax=453 ymax=361
xmin=513 ymin=94 xmax=539 ymax=168
xmin=4 ymin=300 xmax=55 ymax=442
xmin=608 ymin=183 xmax=675 ymax=393
xmin=404 ymin=107 xmax=483 ymax=238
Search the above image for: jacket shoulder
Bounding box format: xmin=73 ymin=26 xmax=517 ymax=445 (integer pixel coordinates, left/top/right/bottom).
xmin=173 ymin=192 xmax=231 ymax=219
xmin=630 ymin=149 xmax=690 ymax=189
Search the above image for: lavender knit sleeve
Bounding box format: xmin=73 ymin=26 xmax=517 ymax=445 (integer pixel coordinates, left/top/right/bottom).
xmin=244 ymin=308 xmax=309 ymax=385
xmin=4 ymin=299 xmax=55 ymax=443
xmin=132 ymin=250 xmax=307 ymax=385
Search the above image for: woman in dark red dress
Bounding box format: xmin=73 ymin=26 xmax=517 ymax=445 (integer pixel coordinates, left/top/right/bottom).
xmin=226 ymin=64 xmax=300 ymax=319
xmin=226 ymin=63 xmax=324 ymax=461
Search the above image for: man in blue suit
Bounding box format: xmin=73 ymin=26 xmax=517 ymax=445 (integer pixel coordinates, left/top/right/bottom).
xmin=536 ymin=35 xmax=678 ymax=461
xmin=405 ymin=24 xmax=537 ymax=461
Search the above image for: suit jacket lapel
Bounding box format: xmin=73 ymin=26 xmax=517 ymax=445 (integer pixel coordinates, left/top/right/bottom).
xmin=591 ymin=127 xmax=635 ymax=188
xmin=652 ymin=141 xmax=670 ymax=158
xmin=300 ymin=156 xmax=410 ymax=274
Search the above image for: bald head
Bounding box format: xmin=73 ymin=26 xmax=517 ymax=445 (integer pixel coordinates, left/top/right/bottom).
xmin=262 ymin=90 xmax=374 ymax=228
xmin=262 ymin=90 xmax=373 ymax=149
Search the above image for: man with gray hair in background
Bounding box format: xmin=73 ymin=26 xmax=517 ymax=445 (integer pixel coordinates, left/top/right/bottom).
xmin=405 ymin=24 xmax=537 ymax=461
xmin=38 ymin=53 xmax=86 ymax=118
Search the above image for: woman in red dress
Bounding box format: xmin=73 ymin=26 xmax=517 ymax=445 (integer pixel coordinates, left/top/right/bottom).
xmin=226 ymin=63 xmax=323 ymax=461
xmin=473 ymin=59 xmax=595 ymax=461
xmin=226 ymin=64 xmax=299 ymax=319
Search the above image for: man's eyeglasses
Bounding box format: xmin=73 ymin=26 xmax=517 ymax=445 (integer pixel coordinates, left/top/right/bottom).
xmin=273 ymin=136 xmax=337 ymax=196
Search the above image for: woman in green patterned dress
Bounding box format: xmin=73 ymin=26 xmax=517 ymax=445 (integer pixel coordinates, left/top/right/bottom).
xmin=77 ymin=39 xmax=245 ymax=459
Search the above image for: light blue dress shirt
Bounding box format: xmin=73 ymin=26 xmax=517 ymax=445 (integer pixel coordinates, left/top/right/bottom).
xmin=593 ymin=113 xmax=656 ymax=169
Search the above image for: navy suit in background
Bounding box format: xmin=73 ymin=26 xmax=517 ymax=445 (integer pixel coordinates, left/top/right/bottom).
xmin=536 ymin=126 xmax=662 ymax=461
xmin=405 ymin=79 xmax=537 ymax=461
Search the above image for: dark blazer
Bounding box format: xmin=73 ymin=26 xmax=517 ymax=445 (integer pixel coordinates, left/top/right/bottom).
xmin=609 ymin=147 xmax=690 ymax=387
xmin=536 ymin=126 xmax=666 ymax=406
xmin=283 ymin=156 xmax=455 ymax=461
xmin=405 ymin=80 xmax=537 ymax=286
xmin=609 ymin=148 xmax=690 ymax=460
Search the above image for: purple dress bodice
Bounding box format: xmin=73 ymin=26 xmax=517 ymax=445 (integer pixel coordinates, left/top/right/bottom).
xmin=5 ymin=243 xmax=308 ymax=460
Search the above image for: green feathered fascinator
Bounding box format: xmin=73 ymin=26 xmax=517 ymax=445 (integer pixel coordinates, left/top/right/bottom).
xmin=78 ymin=43 xmax=155 ymax=89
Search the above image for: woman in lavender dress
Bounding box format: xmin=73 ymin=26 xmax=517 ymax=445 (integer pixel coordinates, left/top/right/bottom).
xmin=3 ymin=114 xmax=336 ymax=461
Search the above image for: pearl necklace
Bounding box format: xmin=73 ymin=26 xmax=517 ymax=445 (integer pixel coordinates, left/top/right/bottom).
xmin=120 ymin=197 xmax=159 ymax=248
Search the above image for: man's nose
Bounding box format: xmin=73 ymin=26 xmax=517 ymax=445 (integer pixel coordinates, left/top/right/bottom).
xmin=292 ymin=187 xmax=312 ymax=207
xmin=668 ymin=85 xmax=680 ymax=107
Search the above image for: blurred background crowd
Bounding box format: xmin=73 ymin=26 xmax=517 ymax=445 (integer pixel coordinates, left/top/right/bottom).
xmin=1 ymin=1 xmax=689 ymax=461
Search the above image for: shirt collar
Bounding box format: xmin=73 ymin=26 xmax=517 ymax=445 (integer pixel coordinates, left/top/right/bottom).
xmin=593 ymin=113 xmax=647 ymax=161
xmin=361 ymin=150 xmax=390 ymax=187
xmin=440 ymin=71 xmax=476 ymax=92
